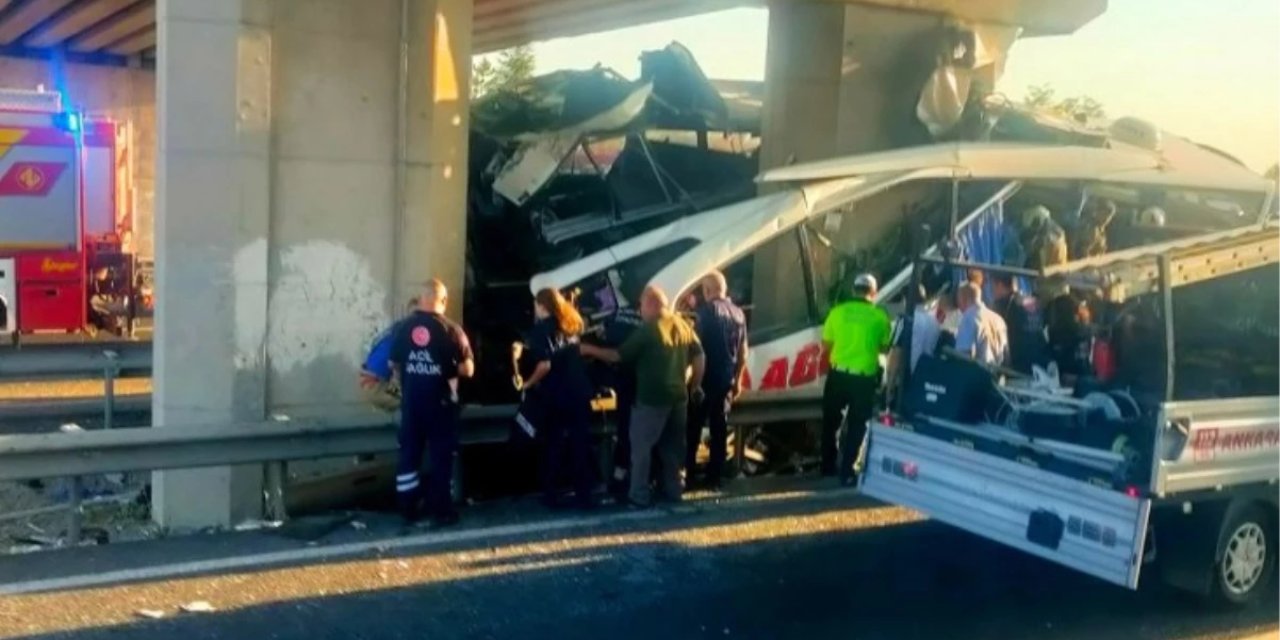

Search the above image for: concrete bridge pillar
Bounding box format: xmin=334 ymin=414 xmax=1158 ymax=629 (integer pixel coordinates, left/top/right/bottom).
xmin=753 ymin=0 xmax=1026 ymax=325
xmin=152 ymin=0 xmax=471 ymax=529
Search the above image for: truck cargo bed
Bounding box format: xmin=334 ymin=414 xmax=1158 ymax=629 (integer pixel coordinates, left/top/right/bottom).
xmin=861 ymin=421 xmax=1152 ymax=589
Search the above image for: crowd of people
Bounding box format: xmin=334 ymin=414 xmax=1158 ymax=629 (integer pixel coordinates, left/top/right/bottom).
xmin=358 ymin=272 xmax=752 ymax=528
xmin=886 ymin=197 xmax=1152 ymax=401
xmin=356 ymin=198 xmax=1148 ymax=528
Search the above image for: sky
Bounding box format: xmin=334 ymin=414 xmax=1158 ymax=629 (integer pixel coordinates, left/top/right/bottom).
xmin=486 ymin=0 xmax=1280 ymax=172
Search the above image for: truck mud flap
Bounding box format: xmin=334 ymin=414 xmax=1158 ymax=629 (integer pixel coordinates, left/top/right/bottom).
xmin=861 ymin=423 xmax=1152 ymax=589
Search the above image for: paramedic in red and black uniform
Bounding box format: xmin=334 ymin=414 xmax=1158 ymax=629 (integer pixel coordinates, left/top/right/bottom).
xmin=389 ymin=279 xmax=474 ymax=527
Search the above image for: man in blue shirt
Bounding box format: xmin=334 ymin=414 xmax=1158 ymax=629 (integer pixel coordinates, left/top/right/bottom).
xmin=686 ymin=271 xmax=748 ymax=490
xmin=389 ymin=281 xmax=474 ymax=527
xmin=359 ymin=298 xmax=417 ymax=412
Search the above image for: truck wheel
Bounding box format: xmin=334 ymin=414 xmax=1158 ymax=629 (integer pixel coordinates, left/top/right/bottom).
xmin=1211 ymin=504 xmax=1274 ymax=606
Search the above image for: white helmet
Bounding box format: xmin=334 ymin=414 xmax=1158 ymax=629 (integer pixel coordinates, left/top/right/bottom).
xmin=1137 ymin=206 xmax=1166 ymax=227
xmin=1021 ymin=205 xmax=1052 ymax=231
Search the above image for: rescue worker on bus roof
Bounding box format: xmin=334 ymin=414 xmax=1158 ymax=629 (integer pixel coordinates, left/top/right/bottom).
xmin=821 ymin=273 xmax=892 ymax=485
xmin=581 ymin=285 xmax=705 ymax=508
xmin=1110 ymin=205 xmax=1167 ymax=251
xmin=990 ymin=274 xmax=1047 ymax=374
xmin=1020 ymin=205 xmax=1069 ymax=270
xmin=686 ymin=270 xmax=748 ymax=491
xmin=954 ymin=280 xmax=1008 ymax=367
xmin=522 ymin=288 xmax=598 ymax=510
xmin=389 ymin=279 xmax=474 ymax=528
xmin=359 ymin=297 xmax=418 ymax=413
xmin=1072 ymin=197 xmax=1118 ymax=259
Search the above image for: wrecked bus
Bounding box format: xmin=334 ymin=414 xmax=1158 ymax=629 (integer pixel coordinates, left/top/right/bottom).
xmin=525 ymin=120 xmax=1278 ymax=601
xmin=531 ymin=130 xmax=1273 ymax=406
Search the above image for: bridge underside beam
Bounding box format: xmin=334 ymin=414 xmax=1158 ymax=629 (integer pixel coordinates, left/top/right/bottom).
xmin=473 ymin=0 xmax=1104 ymax=53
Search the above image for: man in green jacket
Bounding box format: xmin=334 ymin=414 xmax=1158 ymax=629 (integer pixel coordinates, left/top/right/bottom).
xmin=583 ymin=285 xmax=705 ymax=507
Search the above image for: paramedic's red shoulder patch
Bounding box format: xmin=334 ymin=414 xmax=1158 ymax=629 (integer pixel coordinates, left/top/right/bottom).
xmin=411 ymin=326 xmax=431 ymax=347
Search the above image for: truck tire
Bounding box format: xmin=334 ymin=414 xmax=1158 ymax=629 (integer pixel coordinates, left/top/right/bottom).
xmin=1211 ymin=503 xmax=1275 ymax=607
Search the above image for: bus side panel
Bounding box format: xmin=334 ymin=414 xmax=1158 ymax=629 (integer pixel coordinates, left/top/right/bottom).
xmin=861 ymin=422 xmax=1152 ymax=589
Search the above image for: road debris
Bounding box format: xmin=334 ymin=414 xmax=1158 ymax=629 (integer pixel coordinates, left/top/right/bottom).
xmin=135 ymin=609 xmax=165 ymax=620
xmin=233 ymin=519 xmax=283 ymax=532
xmin=179 ymin=601 xmax=216 ymax=613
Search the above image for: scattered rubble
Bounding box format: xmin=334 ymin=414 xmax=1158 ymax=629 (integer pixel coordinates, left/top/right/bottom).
xmin=1 ymin=478 xmax=154 ymax=554
xmin=179 ymin=601 xmax=216 ymax=614
xmin=233 ymin=519 xmax=284 ymax=532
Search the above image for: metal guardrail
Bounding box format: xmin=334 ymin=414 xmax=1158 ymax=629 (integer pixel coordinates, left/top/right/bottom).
xmin=0 ymin=398 xmax=819 ymax=482
xmin=0 ymin=342 xmax=150 ymax=381
xmin=0 ymin=396 xmax=820 ymax=542
xmin=0 ymin=395 xmax=149 ymax=422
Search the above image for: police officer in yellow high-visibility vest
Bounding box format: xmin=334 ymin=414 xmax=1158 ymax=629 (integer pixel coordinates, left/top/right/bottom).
xmin=821 ymin=273 xmax=892 ymax=484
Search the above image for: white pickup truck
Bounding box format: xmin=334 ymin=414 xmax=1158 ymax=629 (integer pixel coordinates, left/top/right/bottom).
xmin=861 ymin=222 xmax=1280 ymax=605
xmin=531 ymin=134 xmax=1278 ymax=603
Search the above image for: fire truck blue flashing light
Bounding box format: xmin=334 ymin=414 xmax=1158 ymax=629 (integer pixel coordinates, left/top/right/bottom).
xmin=53 ymin=111 xmax=81 ymax=133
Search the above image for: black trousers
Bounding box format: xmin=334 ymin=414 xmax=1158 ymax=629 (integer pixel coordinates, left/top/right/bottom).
xmin=686 ymin=384 xmax=732 ymax=483
xmin=397 ymin=402 xmax=459 ymax=521
xmin=611 ymin=374 xmax=637 ymax=474
xmin=539 ymin=394 xmax=594 ymax=504
xmin=821 ymin=370 xmax=879 ymax=479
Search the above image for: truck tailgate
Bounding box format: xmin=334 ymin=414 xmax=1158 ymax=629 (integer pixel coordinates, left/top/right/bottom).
xmin=860 ymin=422 xmax=1152 ymax=589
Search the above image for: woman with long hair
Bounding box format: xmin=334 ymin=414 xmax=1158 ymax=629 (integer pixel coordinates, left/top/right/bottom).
xmin=522 ymin=288 xmax=596 ymax=509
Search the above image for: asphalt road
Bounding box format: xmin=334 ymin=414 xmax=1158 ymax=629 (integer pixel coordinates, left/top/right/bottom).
xmin=0 ymin=480 xmax=1275 ymax=640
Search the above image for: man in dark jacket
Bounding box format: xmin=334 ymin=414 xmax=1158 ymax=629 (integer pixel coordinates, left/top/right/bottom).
xmin=686 ymin=271 xmax=748 ymax=490
xmin=990 ymin=274 xmax=1047 ymax=374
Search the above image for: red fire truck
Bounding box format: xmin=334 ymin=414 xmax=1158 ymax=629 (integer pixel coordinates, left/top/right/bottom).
xmin=0 ymin=87 xmax=138 ymax=344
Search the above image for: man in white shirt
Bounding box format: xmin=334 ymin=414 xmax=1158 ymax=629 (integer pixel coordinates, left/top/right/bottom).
xmin=885 ymin=286 xmax=943 ymax=407
xmin=954 ymin=281 xmax=1008 ymax=367
xmin=890 ymin=285 xmax=943 ymax=374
